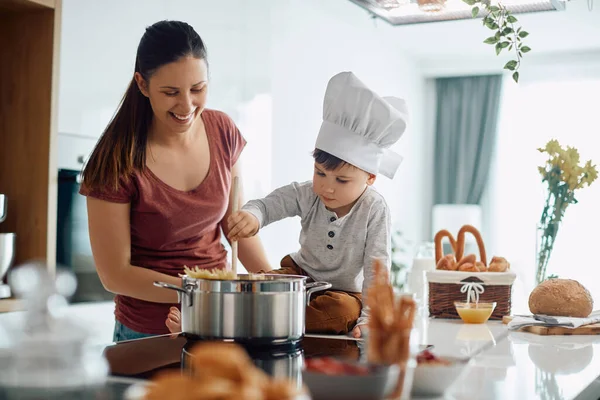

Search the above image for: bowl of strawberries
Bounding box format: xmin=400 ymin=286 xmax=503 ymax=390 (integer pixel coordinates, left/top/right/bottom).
xmin=302 ymin=356 xmax=401 ymax=400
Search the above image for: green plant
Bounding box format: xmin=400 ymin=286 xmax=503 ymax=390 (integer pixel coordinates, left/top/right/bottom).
xmin=390 ymin=229 xmax=412 ymax=290
xmin=463 ymin=0 xmax=531 ymax=83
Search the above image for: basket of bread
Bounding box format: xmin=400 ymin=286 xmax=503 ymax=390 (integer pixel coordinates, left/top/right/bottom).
xmin=426 ymin=224 xmax=517 ymax=320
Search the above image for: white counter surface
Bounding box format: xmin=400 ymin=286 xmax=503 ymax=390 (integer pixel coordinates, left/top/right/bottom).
xmin=1 ymin=302 xmax=599 ymax=399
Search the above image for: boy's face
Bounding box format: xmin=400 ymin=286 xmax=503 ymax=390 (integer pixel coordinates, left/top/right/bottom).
xmin=313 ymin=162 xmax=376 ymax=214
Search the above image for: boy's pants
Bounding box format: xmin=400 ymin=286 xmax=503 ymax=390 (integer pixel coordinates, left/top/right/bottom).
xmin=267 ymin=255 xmax=363 ymax=335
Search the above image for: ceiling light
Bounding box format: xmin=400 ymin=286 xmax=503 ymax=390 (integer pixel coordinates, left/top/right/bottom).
xmin=351 ymin=0 xmax=566 ymax=25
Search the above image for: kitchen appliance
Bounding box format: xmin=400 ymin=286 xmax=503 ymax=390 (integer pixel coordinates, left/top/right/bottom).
xmin=154 ymin=274 xmax=331 ymax=344
xmin=0 ymin=194 xmax=15 ymax=299
xmin=56 ymin=169 xmax=113 ymax=302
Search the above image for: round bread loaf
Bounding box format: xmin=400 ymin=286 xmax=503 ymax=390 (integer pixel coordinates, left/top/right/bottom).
xmin=528 ymin=279 xmax=593 ymax=318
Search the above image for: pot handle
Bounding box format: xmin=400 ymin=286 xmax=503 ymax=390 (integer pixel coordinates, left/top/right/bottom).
xmin=305 ymin=281 xmax=332 ymax=305
xmin=153 ymin=281 xmax=193 ymax=306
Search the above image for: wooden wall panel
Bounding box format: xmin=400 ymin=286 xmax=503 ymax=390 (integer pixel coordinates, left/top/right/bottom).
xmin=0 ymin=8 xmax=56 ymax=267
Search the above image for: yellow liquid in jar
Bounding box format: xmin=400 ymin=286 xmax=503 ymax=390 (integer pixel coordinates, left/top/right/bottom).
xmin=456 ymin=307 xmax=494 ymax=324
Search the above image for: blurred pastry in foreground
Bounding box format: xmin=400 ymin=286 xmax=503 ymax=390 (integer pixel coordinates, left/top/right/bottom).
xmin=144 ymin=342 xmax=302 ymax=400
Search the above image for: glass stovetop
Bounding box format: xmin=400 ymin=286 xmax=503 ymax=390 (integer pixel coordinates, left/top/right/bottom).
xmin=104 ymin=333 xmax=364 ymax=382
xmin=0 ymin=334 xmax=364 ymax=400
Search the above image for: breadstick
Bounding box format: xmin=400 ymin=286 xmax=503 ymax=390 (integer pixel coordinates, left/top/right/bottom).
xmin=456 ymin=225 xmax=487 ymax=266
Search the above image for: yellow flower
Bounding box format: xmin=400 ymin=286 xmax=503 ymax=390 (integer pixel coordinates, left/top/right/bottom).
xmin=550 ymin=154 xmax=562 ymax=169
xmin=537 ymin=139 xmax=597 ymax=191
xmin=544 ymin=139 xmax=562 ymax=155
xmin=564 ymin=146 xmax=581 ymax=167
xmin=581 ymin=161 xmax=598 ymax=187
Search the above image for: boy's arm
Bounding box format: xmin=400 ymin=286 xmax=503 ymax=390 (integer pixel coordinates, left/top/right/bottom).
xmin=242 ymin=181 xmax=314 ymax=228
xmin=356 ymin=204 xmax=392 ymax=327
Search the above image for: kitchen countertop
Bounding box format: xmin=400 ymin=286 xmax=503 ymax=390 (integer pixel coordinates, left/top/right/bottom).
xmin=0 ymin=301 xmax=599 ymax=400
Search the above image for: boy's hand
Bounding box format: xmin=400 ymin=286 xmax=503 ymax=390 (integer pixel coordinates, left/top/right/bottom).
xmin=227 ymin=211 xmax=259 ymax=242
xmin=165 ymin=306 xmax=182 ymax=338
xmin=351 ymin=325 xmax=362 ymax=338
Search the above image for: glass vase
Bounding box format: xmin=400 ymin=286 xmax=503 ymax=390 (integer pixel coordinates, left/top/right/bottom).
xmin=535 ymin=221 xmax=560 ymax=285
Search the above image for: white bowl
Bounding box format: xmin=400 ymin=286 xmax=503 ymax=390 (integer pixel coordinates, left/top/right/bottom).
xmin=411 ymin=356 xmax=469 ymax=397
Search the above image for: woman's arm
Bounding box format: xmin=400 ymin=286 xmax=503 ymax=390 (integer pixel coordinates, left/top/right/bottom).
xmin=86 ymin=197 xmax=180 ymax=303
xmin=220 ymin=162 xmax=272 ymax=273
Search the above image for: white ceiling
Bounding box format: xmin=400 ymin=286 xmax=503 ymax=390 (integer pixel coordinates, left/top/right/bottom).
xmin=375 ymin=0 xmax=600 ymax=60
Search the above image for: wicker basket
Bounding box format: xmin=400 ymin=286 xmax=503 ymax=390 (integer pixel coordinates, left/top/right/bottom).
xmin=426 ymin=271 xmax=517 ymax=320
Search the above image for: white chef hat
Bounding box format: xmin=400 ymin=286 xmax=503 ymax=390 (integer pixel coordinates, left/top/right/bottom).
xmin=315 ymin=71 xmax=408 ymax=179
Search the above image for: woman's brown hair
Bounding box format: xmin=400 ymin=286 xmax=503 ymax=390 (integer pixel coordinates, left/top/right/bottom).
xmin=82 ymin=20 xmax=208 ymax=191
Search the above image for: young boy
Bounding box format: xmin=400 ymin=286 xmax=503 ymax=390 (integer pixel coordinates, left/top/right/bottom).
xmin=167 ymin=71 xmax=408 ymax=338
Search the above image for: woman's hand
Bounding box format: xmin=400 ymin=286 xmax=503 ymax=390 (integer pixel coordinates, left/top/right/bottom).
xmin=227 ymin=211 xmax=259 ymax=242
xmin=351 ymin=325 xmax=362 ymax=338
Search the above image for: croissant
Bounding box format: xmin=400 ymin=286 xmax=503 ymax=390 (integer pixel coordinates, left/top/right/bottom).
xmin=457 ymin=253 xmax=477 ymax=272
xmin=458 ymin=263 xmax=479 ymax=273
xmin=436 ymin=253 xmax=458 ymax=271
xmin=456 ymin=254 xmax=476 ymax=269
xmin=475 ymin=261 xmax=487 ymax=272
xmin=488 ymin=256 xmax=510 ymax=272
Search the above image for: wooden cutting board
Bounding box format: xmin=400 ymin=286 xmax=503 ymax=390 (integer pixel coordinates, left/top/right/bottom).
xmin=502 ymin=315 xmax=600 ymax=335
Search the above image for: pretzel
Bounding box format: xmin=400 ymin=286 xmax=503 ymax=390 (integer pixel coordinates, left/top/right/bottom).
xmin=434 ymin=229 xmax=457 ymax=264
xmin=455 ymin=225 xmax=487 ymax=267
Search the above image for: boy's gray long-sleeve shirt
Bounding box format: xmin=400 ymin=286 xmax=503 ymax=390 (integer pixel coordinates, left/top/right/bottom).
xmin=242 ymin=181 xmax=391 ymax=326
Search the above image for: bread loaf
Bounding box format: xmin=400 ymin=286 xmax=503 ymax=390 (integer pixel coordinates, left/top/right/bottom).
xmin=529 ymin=279 xmax=593 ymax=318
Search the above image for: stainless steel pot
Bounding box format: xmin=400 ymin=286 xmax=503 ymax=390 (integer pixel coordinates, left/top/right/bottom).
xmin=154 ymin=274 xmax=331 ymax=343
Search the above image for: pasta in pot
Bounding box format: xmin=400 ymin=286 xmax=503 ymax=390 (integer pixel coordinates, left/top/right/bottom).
xmin=183 ymin=266 xmax=238 ymax=280
xmin=183 ymin=266 xmax=267 ymax=281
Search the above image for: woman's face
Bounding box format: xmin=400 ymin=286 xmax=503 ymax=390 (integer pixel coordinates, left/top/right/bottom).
xmin=135 ymin=56 xmax=208 ymax=134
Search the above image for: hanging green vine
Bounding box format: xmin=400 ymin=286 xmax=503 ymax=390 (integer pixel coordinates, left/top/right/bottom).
xmin=463 ymin=0 xmax=531 ymax=83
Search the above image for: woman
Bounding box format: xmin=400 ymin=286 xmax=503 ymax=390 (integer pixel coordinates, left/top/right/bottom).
xmin=80 ymin=20 xmax=271 ymax=342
